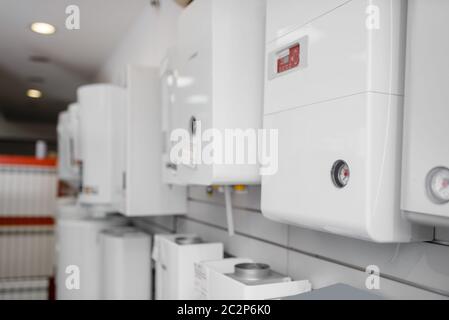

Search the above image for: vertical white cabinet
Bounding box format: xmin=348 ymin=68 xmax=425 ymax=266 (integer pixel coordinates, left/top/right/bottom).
xmin=116 ymin=66 xmax=187 ymax=217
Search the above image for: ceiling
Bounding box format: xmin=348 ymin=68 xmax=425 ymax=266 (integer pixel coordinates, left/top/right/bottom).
xmin=0 ymin=0 xmax=148 ymax=123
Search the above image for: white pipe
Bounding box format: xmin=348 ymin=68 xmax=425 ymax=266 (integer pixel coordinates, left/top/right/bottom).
xmin=224 ymin=186 xmax=235 ymax=237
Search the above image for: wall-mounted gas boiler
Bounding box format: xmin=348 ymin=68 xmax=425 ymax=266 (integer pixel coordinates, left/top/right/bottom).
xmin=172 ymin=0 xmax=265 ymax=185
xmin=261 ymin=0 xmax=432 ymax=242
xmin=57 ymin=111 xmax=75 ymax=183
xmin=160 ymin=48 xmax=185 ymax=186
xmin=57 ymin=103 xmax=81 ymax=184
xmin=77 ymin=84 xmax=126 ymax=212
xmin=67 ymin=103 xmax=82 ymax=170
xmin=115 ymin=66 xmax=187 ymax=217
xmin=401 ymin=0 xmax=449 ymax=227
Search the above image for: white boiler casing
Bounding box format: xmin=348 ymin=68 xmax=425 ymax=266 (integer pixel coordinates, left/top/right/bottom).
xmin=57 ymin=104 xmax=81 ymax=184
xmin=78 ymin=84 xmax=126 ymax=211
xmin=261 ymin=0 xmax=432 ymax=242
xmin=115 ymin=66 xmax=187 ymax=216
xmin=401 ymin=0 xmax=449 ymax=226
xmin=57 ymin=111 xmax=74 ymax=182
xmin=173 ymin=0 xmax=265 ymax=185
xmin=67 ymin=103 xmax=82 ymax=166
xmin=100 ymin=227 xmax=152 ymax=300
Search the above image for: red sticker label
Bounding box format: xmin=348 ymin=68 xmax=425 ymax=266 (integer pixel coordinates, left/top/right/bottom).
xmin=277 ymin=44 xmax=300 ymax=74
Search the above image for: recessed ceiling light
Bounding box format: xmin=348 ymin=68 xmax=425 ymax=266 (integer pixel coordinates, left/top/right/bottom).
xmin=27 ymin=89 xmax=42 ymax=99
xmin=30 ymin=22 xmax=55 ymax=35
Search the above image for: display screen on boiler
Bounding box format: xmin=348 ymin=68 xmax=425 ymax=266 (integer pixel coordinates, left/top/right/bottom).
xmin=277 ymin=44 xmax=300 ymax=74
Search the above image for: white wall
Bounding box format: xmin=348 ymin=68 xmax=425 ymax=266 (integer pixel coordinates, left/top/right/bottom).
xmin=98 ymin=0 xmax=449 ymax=300
xmin=138 ymin=187 xmax=449 ymax=300
xmin=96 ymin=0 xmax=182 ymax=85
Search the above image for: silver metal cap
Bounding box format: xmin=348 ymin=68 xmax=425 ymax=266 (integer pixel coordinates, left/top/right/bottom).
xmin=234 ymin=263 xmax=271 ymax=280
xmin=175 ymin=236 xmax=203 ymax=245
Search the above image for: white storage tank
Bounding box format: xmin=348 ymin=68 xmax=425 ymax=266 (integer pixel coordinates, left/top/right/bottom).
xmin=153 ymin=234 xmax=223 ymax=300
xmin=172 ymin=0 xmax=265 ymax=185
xmin=100 ymin=227 xmax=152 ymax=300
xmin=56 ymin=215 xmax=126 ymax=300
xmin=261 ymin=0 xmax=432 ymax=242
xmin=77 ymin=84 xmax=126 ymax=211
xmin=401 ymin=0 xmax=449 ymax=226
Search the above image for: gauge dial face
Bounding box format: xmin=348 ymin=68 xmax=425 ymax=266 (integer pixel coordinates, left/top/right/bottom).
xmin=331 ymin=160 xmax=350 ymax=188
xmin=427 ymin=167 xmax=449 ymax=204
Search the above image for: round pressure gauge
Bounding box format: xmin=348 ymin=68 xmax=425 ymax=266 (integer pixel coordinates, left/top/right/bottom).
xmin=426 ymin=167 xmax=449 ymax=204
xmin=331 ymin=160 xmax=350 ymax=188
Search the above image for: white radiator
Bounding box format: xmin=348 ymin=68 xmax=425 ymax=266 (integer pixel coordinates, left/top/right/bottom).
xmin=0 ymin=156 xmax=57 ymax=300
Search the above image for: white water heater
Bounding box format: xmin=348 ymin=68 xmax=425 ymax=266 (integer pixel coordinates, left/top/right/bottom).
xmin=78 ymin=84 xmax=126 ymax=211
xmin=57 ymin=111 xmax=75 ymax=182
xmin=100 ymin=227 xmax=152 ymax=300
xmin=67 ymin=103 xmax=82 ymax=168
xmin=115 ymin=66 xmax=187 ymax=217
xmin=195 ymin=258 xmax=311 ymax=300
xmin=57 ymin=104 xmax=81 ymax=184
xmin=261 ymin=0 xmax=432 ymax=242
xmin=161 ymin=48 xmax=185 ymax=185
xmin=153 ymin=234 xmax=223 ymax=300
xmin=173 ymin=0 xmax=265 ymax=185
xmin=401 ymin=0 xmax=449 ymax=226
xmin=56 ymin=216 xmax=126 ymax=300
